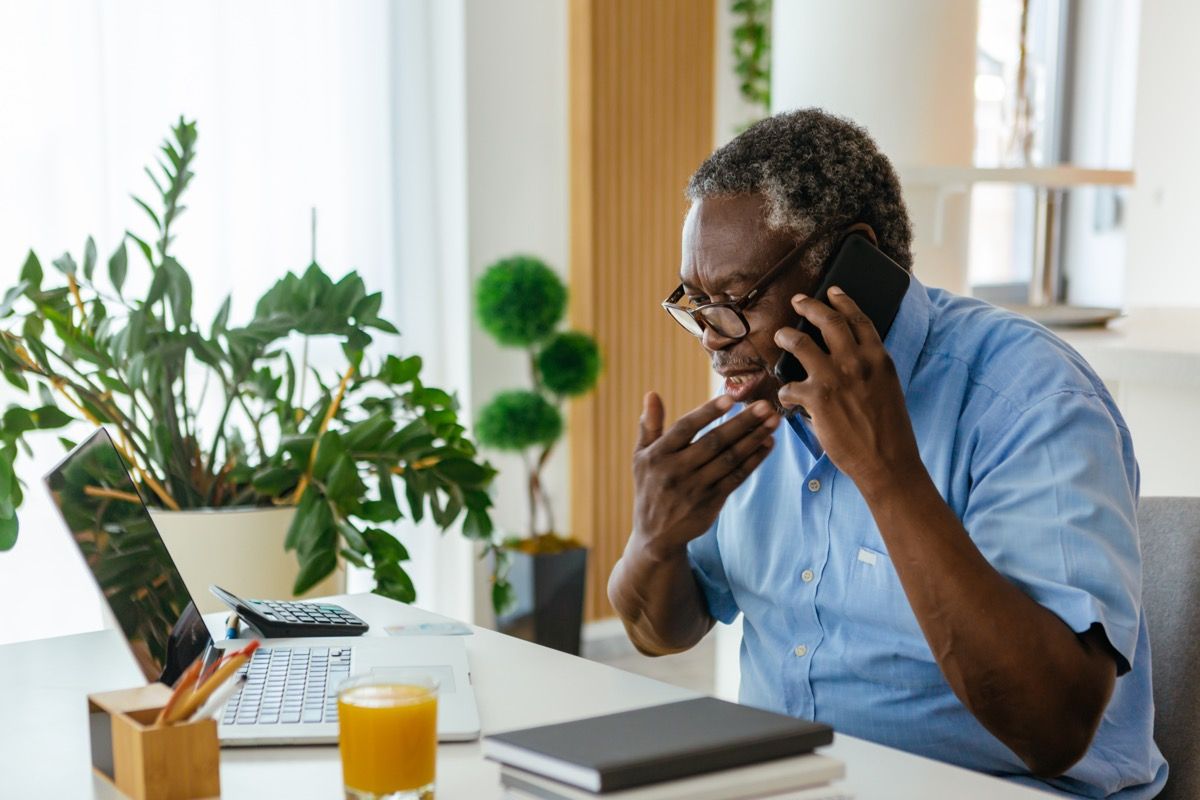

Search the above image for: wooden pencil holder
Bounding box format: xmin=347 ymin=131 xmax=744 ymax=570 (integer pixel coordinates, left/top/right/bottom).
xmin=87 ymin=683 xmax=220 ymax=800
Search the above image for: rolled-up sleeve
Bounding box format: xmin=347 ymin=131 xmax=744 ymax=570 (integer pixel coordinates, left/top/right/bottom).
xmin=962 ymin=390 xmax=1142 ymax=674
xmin=687 ymin=521 xmax=740 ymax=624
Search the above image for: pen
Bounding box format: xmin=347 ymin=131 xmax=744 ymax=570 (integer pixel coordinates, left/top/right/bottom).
xmin=225 ymin=612 xmax=240 ymax=640
xmin=188 ymin=674 xmax=246 ymax=723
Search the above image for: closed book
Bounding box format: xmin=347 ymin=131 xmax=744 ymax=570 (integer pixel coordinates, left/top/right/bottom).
xmin=499 ymin=753 xmax=845 ymax=800
xmin=482 ymin=697 xmax=834 ymax=793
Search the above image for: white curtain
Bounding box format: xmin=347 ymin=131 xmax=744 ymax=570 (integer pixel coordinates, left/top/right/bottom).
xmin=0 ymin=0 xmax=474 ymax=643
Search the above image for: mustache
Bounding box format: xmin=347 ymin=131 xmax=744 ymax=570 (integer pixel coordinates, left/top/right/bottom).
xmin=711 ymin=354 xmax=770 ymax=372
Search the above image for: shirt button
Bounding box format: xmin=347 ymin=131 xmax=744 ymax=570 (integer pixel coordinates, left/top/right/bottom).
xmin=794 ymin=644 xmax=808 ymax=657
xmin=807 ymin=479 xmax=821 ymax=493
xmin=801 ymin=569 xmax=814 ymax=583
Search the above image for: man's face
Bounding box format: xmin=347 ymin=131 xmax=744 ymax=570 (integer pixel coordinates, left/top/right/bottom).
xmin=679 ymin=194 xmax=820 ymax=411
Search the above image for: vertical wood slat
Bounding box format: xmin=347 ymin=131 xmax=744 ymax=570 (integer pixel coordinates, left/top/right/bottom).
xmin=569 ymin=0 xmax=715 ymax=622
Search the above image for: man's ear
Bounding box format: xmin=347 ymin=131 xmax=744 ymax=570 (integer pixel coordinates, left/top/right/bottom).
xmin=844 ymin=222 xmax=879 ymax=247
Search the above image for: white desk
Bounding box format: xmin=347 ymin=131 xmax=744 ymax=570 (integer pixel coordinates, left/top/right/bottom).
xmin=0 ymin=593 xmax=1054 ymax=798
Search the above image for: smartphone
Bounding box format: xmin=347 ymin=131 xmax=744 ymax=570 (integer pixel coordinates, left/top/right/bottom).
xmin=772 ymin=233 xmax=911 ymax=385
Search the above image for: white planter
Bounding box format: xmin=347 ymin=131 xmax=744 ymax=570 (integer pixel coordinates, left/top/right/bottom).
xmin=149 ymin=506 xmax=344 ymax=614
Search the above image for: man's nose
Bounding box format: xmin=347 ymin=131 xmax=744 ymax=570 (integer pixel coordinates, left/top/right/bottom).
xmin=700 ymin=324 xmax=739 ymax=352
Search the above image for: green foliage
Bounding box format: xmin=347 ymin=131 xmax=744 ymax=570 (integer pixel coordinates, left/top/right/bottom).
xmin=475 ymin=255 xmax=566 ymax=347
xmin=0 ymin=117 xmax=507 ymax=611
xmin=475 ymin=390 xmax=563 ymax=452
xmin=731 ymin=0 xmax=772 ymax=117
xmin=474 ymin=254 xmax=602 ymax=553
xmin=537 ymin=331 xmax=601 ymax=397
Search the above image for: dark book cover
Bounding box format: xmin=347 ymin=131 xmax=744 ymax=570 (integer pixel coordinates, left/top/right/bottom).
xmin=482 ymin=696 xmax=834 ymax=793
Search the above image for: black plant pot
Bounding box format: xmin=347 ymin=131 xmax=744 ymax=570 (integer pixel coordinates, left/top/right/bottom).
xmin=496 ymin=546 xmax=588 ymax=655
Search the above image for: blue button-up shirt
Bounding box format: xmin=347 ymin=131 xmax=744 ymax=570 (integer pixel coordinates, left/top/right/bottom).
xmin=687 ymin=276 xmax=1167 ymax=798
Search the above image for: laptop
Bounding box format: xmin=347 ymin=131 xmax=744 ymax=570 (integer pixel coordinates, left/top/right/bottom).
xmin=45 ymin=427 xmax=482 ymax=745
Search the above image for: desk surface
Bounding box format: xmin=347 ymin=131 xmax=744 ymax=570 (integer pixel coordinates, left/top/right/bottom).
xmin=0 ymin=593 xmax=1053 ymax=798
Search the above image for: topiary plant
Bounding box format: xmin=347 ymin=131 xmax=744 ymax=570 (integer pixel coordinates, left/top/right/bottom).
xmin=473 ymin=256 xmax=601 ymax=565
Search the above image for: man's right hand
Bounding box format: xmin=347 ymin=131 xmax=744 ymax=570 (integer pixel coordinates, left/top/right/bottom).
xmin=632 ymin=392 xmax=779 ymax=560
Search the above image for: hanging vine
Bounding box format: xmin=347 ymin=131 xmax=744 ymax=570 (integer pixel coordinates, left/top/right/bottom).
xmin=731 ymin=0 xmax=772 ymax=117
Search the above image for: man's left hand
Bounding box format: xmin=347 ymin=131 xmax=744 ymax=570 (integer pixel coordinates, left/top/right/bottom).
xmin=774 ymin=287 xmax=922 ymax=494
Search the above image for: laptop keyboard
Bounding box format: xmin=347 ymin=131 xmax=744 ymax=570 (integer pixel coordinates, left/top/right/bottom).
xmin=222 ymin=646 xmax=353 ymax=726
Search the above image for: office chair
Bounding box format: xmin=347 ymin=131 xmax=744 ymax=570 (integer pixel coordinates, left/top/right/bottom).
xmin=1138 ymin=496 xmax=1200 ymax=800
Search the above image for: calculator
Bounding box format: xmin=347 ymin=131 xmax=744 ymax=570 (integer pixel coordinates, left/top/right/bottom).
xmin=209 ymin=585 xmax=370 ymax=638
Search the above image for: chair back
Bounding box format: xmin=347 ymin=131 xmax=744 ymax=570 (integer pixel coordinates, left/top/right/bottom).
xmin=1138 ymin=496 xmax=1200 ymax=800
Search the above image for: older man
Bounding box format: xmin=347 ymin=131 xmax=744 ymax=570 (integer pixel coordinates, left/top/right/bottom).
xmin=608 ymin=109 xmax=1165 ymax=798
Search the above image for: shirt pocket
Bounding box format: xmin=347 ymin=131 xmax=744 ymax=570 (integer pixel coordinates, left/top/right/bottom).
xmin=836 ymin=545 xmax=948 ymax=690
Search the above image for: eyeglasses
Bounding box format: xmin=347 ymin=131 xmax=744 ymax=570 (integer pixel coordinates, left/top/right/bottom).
xmin=662 ymin=227 xmax=837 ymax=341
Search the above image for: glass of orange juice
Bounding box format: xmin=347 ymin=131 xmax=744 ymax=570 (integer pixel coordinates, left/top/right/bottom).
xmin=338 ymin=673 xmax=439 ymax=800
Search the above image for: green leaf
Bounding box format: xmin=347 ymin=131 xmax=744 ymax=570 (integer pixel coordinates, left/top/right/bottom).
xmin=52 ymin=252 xmax=77 ymax=276
xmin=212 ymin=295 xmax=231 ymax=333
xmin=0 ymin=281 xmax=28 ymax=318
xmin=404 ymin=469 xmax=424 ymax=523
xmin=435 ymin=458 xmax=491 ymax=486
xmin=126 ymin=231 xmax=155 ymax=266
xmin=357 ymin=498 xmax=401 ymax=523
xmin=108 ymin=240 xmax=128 ymax=296
xmin=492 ymin=578 xmax=516 ymax=616
xmin=364 ymin=527 xmax=410 ymax=564
xmin=373 ymin=561 xmax=416 ymax=604
xmin=251 ymin=466 xmax=299 ymax=496
xmin=2 ymin=407 xmax=35 ymax=435
xmin=382 ymin=355 xmax=422 ymax=385
xmin=131 ymin=195 xmax=161 ymax=230
xmin=326 ymin=454 xmax=368 ymax=503
xmin=19 ymin=251 xmax=42 ymax=291
xmin=0 ymin=514 xmax=16 ymax=551
xmin=82 ymin=236 xmax=97 ymax=281
xmin=341 ymin=412 xmax=394 ymax=453
xmin=293 ymin=548 xmax=337 ymax=595
xmin=162 ymin=257 xmax=193 ymax=327
xmin=146 ymin=264 xmax=169 ymax=307
xmin=31 ymin=405 xmax=72 ymax=429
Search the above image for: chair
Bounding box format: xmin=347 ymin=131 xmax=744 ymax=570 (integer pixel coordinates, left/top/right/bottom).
xmin=1138 ymin=496 xmax=1200 ymax=800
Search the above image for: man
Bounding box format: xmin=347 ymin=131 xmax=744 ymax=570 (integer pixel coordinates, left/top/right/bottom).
xmin=608 ymin=109 xmax=1166 ymax=798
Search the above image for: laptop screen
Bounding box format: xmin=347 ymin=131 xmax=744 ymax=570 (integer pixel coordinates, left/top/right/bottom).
xmin=44 ymin=428 xmax=212 ymax=686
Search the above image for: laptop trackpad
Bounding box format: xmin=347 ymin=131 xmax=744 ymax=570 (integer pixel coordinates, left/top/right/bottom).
xmin=366 ymin=665 xmax=457 ymax=694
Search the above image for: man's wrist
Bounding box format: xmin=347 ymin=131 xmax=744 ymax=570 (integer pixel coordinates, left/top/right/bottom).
xmin=853 ymin=454 xmax=933 ymax=508
xmin=630 ymin=527 xmax=690 ymax=565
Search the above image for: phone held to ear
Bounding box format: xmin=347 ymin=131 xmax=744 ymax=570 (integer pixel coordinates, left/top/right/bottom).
xmin=772 ymin=233 xmax=911 ymax=385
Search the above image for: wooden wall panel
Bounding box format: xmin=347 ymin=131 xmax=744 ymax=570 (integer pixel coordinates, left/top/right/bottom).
xmin=569 ymin=0 xmax=715 ymax=621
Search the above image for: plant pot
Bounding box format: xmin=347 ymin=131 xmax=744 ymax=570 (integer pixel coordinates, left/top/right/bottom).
xmin=149 ymin=506 xmax=344 ymax=615
xmin=496 ymin=545 xmax=588 ymax=655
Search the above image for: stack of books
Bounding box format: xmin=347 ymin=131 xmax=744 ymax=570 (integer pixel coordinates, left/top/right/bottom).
xmin=482 ymin=697 xmax=853 ymax=800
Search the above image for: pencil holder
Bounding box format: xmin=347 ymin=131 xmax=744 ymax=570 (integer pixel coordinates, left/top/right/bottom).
xmin=87 ymin=683 xmax=220 ymax=800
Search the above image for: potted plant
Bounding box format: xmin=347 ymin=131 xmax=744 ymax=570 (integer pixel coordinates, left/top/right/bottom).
xmin=0 ymin=117 xmax=510 ymax=612
xmin=474 ymin=255 xmax=601 ymax=653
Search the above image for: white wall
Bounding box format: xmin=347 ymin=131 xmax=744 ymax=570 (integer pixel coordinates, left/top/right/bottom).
xmin=462 ymin=0 xmax=571 ymax=624
xmin=1125 ymin=0 xmax=1200 ymax=307
xmin=771 ymin=0 xmax=977 ymax=293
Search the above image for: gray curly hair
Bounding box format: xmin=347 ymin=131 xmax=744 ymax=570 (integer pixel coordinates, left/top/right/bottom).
xmin=686 ymin=108 xmax=913 ymax=272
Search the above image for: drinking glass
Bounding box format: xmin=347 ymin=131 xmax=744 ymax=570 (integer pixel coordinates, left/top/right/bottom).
xmin=338 ymin=673 xmax=439 ymax=800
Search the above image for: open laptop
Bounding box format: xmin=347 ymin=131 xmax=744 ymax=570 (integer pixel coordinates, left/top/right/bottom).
xmin=45 ymin=427 xmax=481 ymax=745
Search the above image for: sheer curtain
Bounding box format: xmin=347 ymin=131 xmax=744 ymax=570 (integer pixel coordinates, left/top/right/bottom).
xmin=0 ymin=0 xmax=473 ymax=643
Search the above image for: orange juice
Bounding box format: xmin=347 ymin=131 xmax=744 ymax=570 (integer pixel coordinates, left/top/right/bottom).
xmin=338 ymin=681 xmax=438 ymax=798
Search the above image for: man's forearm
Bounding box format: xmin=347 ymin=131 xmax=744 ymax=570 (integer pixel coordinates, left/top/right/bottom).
xmin=858 ymin=468 xmax=1116 ymax=776
xmin=608 ymin=532 xmax=714 ymax=656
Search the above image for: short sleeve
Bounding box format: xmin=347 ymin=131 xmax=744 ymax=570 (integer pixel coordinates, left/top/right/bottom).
xmin=687 ymin=521 xmax=740 ymax=624
xmin=963 ymin=391 xmax=1142 ymax=674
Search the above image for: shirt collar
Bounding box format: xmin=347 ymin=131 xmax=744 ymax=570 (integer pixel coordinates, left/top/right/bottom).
xmin=784 ymin=273 xmax=932 ymax=456
xmin=884 ymin=272 xmax=933 ymax=397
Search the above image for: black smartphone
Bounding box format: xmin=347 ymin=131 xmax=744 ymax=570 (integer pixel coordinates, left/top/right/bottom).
xmin=772 ymin=233 xmax=911 ymax=385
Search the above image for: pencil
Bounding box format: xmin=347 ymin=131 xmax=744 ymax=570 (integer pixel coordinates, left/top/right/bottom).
xmin=154 ymin=656 xmax=205 ymax=726
xmin=165 ymin=640 xmax=261 ymax=724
